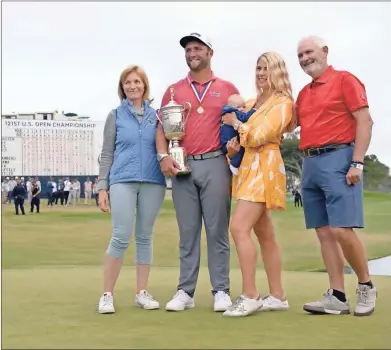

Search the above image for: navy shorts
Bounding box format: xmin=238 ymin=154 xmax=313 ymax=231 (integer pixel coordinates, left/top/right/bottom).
xmin=301 ymin=145 xmax=364 ymax=230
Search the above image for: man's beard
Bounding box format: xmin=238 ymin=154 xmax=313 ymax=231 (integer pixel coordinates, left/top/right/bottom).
xmin=303 ymin=61 xmax=322 ymax=76
xmin=187 ymin=59 xmax=207 ymax=72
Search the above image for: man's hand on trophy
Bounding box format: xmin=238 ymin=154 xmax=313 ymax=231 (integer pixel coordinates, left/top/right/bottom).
xmin=160 ymin=156 xmax=181 ymax=176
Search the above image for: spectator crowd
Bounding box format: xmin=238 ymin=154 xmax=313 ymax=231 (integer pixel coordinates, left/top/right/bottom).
xmin=1 ymin=176 xmax=100 ymax=215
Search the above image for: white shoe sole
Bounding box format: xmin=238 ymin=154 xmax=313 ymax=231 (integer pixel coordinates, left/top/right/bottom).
xmin=135 ymin=302 xmax=160 ymax=310
xmin=98 ymin=308 xmax=115 ymax=314
xmin=166 ymin=302 xmax=195 ymax=312
xmin=223 ymin=312 xmax=251 ymax=317
xmin=303 ymin=305 xmax=350 ymax=315
xmin=259 ymin=305 xmax=289 ymax=312
xmin=214 ymin=304 xmax=232 ymax=312
xmin=223 ymin=309 xmax=259 ymax=317
xmin=223 ymin=304 xmax=263 ymax=317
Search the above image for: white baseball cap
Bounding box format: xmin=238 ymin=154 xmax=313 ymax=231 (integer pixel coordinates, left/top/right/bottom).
xmin=180 ymin=32 xmax=213 ymax=50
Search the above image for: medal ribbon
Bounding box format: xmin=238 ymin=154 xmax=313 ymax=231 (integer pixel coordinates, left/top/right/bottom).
xmin=190 ymin=80 xmax=213 ymax=104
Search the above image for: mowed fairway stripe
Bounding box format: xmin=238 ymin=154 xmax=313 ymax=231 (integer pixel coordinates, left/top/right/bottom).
xmin=2 ymin=267 xmax=391 ymax=349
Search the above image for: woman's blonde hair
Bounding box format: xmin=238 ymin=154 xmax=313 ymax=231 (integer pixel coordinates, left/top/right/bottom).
xmin=256 ymin=52 xmax=296 ymax=131
xmin=256 ymin=52 xmax=293 ymax=100
xmin=117 ymin=65 xmax=151 ymax=102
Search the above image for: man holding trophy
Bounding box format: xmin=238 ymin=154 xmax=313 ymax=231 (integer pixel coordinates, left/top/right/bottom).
xmin=156 ymin=33 xmax=239 ymax=312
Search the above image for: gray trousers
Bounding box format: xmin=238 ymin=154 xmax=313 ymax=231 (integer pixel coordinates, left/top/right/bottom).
xmin=27 ymin=192 xmax=32 ymax=204
xmin=2 ymin=191 xmax=7 ymax=203
xmin=108 ymin=182 xmax=166 ymax=262
xmin=171 ymin=154 xmax=232 ymax=296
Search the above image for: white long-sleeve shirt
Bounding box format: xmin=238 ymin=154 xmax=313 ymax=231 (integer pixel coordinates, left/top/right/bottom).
xmin=8 ymin=180 xmax=16 ymax=191
xmin=64 ymin=181 xmax=71 ymax=191
xmin=26 ymin=181 xmax=32 ymax=193
xmin=84 ymin=181 xmax=93 ymax=192
xmin=2 ymin=182 xmax=9 ymax=192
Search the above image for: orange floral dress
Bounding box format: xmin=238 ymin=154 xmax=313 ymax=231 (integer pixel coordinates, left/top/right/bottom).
xmin=230 ymin=94 xmax=294 ymax=211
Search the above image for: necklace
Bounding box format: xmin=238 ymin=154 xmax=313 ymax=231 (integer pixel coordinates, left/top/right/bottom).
xmin=255 ymin=99 xmax=266 ymax=109
xmin=255 ymin=93 xmax=273 ymax=109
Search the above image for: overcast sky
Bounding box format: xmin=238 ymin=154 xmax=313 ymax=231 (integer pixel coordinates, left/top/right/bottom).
xmin=2 ymin=2 xmax=391 ymax=167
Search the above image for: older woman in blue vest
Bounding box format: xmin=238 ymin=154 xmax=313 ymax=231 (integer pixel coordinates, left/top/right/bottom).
xmin=97 ymin=65 xmax=166 ymax=314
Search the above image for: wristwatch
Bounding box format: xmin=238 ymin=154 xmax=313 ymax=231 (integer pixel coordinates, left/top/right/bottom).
xmin=157 ymin=153 xmax=169 ymax=162
xmin=351 ymin=161 xmax=364 ymax=170
xmin=233 ymin=120 xmax=242 ymax=131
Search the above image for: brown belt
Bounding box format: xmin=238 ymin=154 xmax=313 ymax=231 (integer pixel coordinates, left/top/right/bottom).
xmin=302 ymin=142 xmax=354 ymax=157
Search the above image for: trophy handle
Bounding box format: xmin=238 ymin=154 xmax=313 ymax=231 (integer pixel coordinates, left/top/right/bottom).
xmin=183 ymin=102 xmax=192 ymax=125
xmin=155 ymin=109 xmax=163 ymax=124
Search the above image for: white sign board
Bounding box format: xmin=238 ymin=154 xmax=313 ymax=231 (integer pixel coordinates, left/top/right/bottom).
xmin=1 ymin=119 xmax=104 ymax=177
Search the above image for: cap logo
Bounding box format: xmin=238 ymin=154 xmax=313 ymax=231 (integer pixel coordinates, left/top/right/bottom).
xmin=190 ymin=32 xmax=201 ymax=37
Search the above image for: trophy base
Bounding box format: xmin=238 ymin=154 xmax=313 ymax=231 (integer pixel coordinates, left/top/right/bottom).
xmin=169 ymin=143 xmax=191 ymax=176
xmin=176 ymin=166 xmax=191 ymax=176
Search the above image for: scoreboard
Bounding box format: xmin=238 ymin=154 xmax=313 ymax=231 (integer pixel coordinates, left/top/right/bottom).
xmin=1 ymin=119 xmax=104 ymax=177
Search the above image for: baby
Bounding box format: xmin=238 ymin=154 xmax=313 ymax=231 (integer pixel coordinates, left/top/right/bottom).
xmin=220 ymin=94 xmax=256 ymax=175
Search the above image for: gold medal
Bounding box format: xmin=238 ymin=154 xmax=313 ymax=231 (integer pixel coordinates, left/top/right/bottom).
xmin=197 ymin=106 xmax=204 ymax=114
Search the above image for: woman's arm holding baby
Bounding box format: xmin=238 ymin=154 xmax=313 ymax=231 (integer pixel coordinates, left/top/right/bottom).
xmin=222 ymin=100 xmax=293 ymax=148
xmin=240 ymin=101 xmax=293 ymax=147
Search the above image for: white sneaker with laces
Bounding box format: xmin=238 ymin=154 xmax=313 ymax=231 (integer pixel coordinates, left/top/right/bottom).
xmin=214 ymin=291 xmax=232 ymax=312
xmin=223 ymin=294 xmax=263 ymax=317
xmin=165 ymin=290 xmax=195 ymax=311
xmin=259 ymin=295 xmax=289 ymax=311
xmin=98 ymin=292 xmax=115 ymax=314
xmin=135 ymin=290 xmax=160 ymax=310
xmin=354 ymin=284 xmax=377 ymax=316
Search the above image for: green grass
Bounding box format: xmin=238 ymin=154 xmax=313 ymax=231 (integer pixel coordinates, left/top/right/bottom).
xmin=3 ymin=267 xmax=391 ymax=349
xmin=3 ymin=192 xmax=391 ymax=271
xmin=2 ymin=192 xmax=391 ymax=349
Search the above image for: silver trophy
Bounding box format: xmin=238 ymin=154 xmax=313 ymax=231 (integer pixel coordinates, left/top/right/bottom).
xmin=156 ymin=86 xmax=191 ymax=175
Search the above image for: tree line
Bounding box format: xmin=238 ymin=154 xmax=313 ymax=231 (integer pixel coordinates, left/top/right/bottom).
xmin=281 ymin=133 xmax=391 ymax=192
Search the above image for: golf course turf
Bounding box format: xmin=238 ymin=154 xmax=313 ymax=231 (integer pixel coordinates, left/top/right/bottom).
xmin=2 ymin=192 xmax=391 ymax=349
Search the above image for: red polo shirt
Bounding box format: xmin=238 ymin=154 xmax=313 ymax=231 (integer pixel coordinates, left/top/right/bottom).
xmin=160 ymin=72 xmax=239 ymax=156
xmin=296 ymin=66 xmax=369 ymax=150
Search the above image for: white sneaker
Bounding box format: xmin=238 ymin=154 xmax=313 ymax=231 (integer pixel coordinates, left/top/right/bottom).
xmin=135 ymin=290 xmax=160 ymax=310
xmin=98 ymin=292 xmax=115 ymax=314
xmin=354 ymin=284 xmax=377 ymax=316
xmin=223 ymin=295 xmax=263 ymax=317
xmin=259 ymin=295 xmax=289 ymax=311
xmin=165 ymin=290 xmax=195 ymax=311
xmin=214 ymin=291 xmax=232 ymax=312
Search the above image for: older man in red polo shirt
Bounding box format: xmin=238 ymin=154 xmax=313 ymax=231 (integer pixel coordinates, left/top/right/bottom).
xmin=156 ymin=32 xmax=239 ymax=312
xmin=296 ymin=36 xmax=377 ymax=317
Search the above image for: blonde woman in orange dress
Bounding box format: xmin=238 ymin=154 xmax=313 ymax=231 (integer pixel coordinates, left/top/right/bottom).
xmin=222 ymin=52 xmax=295 ymax=317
